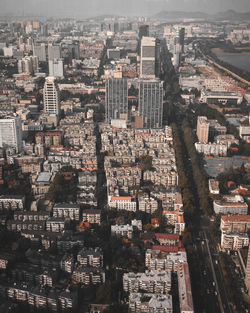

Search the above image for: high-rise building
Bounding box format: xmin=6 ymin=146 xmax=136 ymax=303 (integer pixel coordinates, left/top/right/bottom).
xmin=139 ymin=25 xmax=149 ymax=40
xmin=140 ymin=37 xmax=160 ymax=79
xmin=68 ymin=43 xmax=80 ymax=60
xmin=178 ymin=27 xmax=185 ymax=53
xmin=43 ymin=77 xmax=60 ymax=116
xmin=33 ymin=43 xmax=47 ymax=62
xmin=0 ymin=116 xmax=23 ymax=152
xmin=138 ymin=80 xmax=163 ymax=129
xmin=48 ymin=44 xmax=61 ymax=61
xmin=41 ymin=24 xmax=48 ymax=36
xmin=105 ymin=78 xmax=128 ymax=123
xmin=26 ymin=37 xmax=33 ymax=52
xmin=49 ymin=59 xmax=64 ymax=78
xmin=18 ymin=56 xmax=38 ymax=74
xmin=196 ymin=116 xmax=209 ymax=144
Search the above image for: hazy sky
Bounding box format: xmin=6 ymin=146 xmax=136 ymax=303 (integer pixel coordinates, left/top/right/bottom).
xmin=1 ymin=0 xmax=250 ymax=17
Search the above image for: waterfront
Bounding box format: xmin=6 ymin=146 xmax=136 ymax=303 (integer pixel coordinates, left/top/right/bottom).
xmin=212 ymin=48 xmax=250 ymax=73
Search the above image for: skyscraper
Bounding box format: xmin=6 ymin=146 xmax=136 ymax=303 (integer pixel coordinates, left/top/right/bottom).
xmin=105 ymin=78 xmax=128 ymax=123
xmin=196 ymin=116 xmax=209 ymax=144
xmin=33 ymin=43 xmax=47 ymax=62
xmin=43 ymin=77 xmax=60 ymax=117
xmin=0 ymin=116 xmax=23 ymax=152
xmin=68 ymin=43 xmax=80 ymax=60
xmin=178 ymin=27 xmax=185 ymax=53
xmin=138 ymin=80 xmax=163 ymax=129
xmin=139 ymin=25 xmax=149 ymax=40
xmin=49 ymin=59 xmax=64 ymax=78
xmin=48 ymin=44 xmax=61 ymax=61
xmin=18 ymin=56 xmax=38 ymax=74
xmin=140 ymin=37 xmax=160 ymax=79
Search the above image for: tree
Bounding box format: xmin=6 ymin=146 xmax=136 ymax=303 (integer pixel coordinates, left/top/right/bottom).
xmin=139 ymin=155 xmax=153 ymax=171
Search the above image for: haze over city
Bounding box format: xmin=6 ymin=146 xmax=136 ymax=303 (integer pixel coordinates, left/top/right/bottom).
xmin=0 ymin=1 xmax=250 ymax=313
xmin=1 ymin=0 xmax=250 ymax=17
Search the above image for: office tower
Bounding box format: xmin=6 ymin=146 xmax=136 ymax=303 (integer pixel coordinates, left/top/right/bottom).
xmin=49 ymin=59 xmax=64 ymax=78
xmin=33 ymin=43 xmax=47 ymax=62
xmin=41 ymin=24 xmax=48 ymax=36
xmin=43 ymin=77 xmax=60 ymax=116
xmin=105 ymin=78 xmax=128 ymax=122
xmin=178 ymin=27 xmax=185 ymax=53
xmin=139 ymin=25 xmax=149 ymax=40
xmin=196 ymin=116 xmax=209 ymax=143
xmin=138 ymin=80 xmax=163 ymax=129
xmin=68 ymin=43 xmax=80 ymax=60
xmin=140 ymin=37 xmax=160 ymax=79
xmin=48 ymin=44 xmax=61 ymax=61
xmin=0 ymin=116 xmax=23 ymax=152
xmin=113 ymin=22 xmax=119 ymax=33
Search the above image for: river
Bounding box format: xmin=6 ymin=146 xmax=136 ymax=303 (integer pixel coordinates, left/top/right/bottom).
xmin=212 ymin=48 xmax=250 ymax=73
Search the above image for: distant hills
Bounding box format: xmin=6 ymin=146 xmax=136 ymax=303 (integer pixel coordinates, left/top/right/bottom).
xmin=153 ymin=10 xmax=250 ymax=21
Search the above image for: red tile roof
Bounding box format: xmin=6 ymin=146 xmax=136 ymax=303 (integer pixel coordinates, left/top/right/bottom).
xmin=155 ymin=233 xmax=180 ymax=240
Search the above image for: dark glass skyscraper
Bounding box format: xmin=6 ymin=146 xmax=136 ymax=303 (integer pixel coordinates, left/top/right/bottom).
xmin=139 ymin=25 xmax=149 ymax=40
xmin=138 ymin=80 xmax=163 ymax=129
xmin=105 ymin=78 xmax=128 ymax=123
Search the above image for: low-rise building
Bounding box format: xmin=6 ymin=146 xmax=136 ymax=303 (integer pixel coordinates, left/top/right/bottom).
xmin=178 ymin=263 xmax=194 ymax=313
xmin=162 ymin=210 xmax=185 ymax=235
xmin=109 ymin=196 xmax=137 ymax=212
xmin=209 ymin=179 xmax=220 ymax=194
xmin=53 ymin=203 xmax=80 ymax=221
xmin=145 ymin=249 xmax=187 ymax=272
xmin=0 ymin=253 xmax=16 ymax=269
xmin=129 ymin=293 xmax=173 ymax=313
xmin=0 ymin=195 xmax=25 ymax=210
xmin=239 ymin=125 xmax=250 ymax=142
xmin=221 ymin=232 xmax=249 ymax=250
xmin=111 ymin=224 xmax=133 ymax=239
xmin=77 ymin=248 xmax=103 ymax=268
xmin=81 ymin=209 xmax=101 ymax=225
xmin=215 ymin=134 xmax=239 ymax=148
xmin=123 ymin=270 xmax=171 ymax=294
xmin=213 ymin=195 xmax=248 ymax=215
xmin=220 ymin=215 xmax=250 ymax=233
xmin=72 ymin=266 xmax=105 ymax=285
xmin=138 ymin=194 xmax=158 ymax=214
xmin=46 ymin=217 xmax=67 ymax=232
xmin=155 ymin=233 xmax=180 ymax=246
xmin=60 ymin=254 xmax=74 ymax=273
xmin=195 ymin=142 xmax=227 ymax=157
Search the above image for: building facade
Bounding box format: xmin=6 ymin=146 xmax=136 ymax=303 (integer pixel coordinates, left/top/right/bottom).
xmin=0 ymin=117 xmax=23 ymax=152
xmin=138 ymin=80 xmax=163 ymax=129
xmin=105 ymin=78 xmax=128 ymax=122
xmin=43 ymin=76 xmax=61 ymax=116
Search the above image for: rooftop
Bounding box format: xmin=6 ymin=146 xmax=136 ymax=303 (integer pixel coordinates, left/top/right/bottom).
xmin=36 ymin=172 xmax=52 ymax=183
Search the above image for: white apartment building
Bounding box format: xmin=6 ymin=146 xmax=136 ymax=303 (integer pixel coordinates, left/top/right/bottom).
xmin=0 ymin=116 xmax=23 ymax=152
xmin=43 ymin=76 xmax=60 ymax=116
xmin=221 ymin=232 xmax=249 ymax=251
xmin=123 ymin=270 xmax=171 ymax=294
